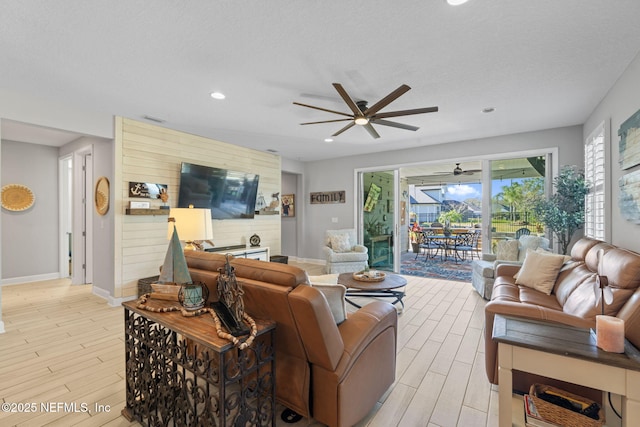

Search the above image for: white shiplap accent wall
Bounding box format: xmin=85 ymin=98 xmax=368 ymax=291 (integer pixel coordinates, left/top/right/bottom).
xmin=114 ymin=118 xmax=281 ymax=298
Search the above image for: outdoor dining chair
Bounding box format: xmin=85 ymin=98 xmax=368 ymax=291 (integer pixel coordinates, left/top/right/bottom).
xmin=453 ymin=232 xmax=475 ymax=262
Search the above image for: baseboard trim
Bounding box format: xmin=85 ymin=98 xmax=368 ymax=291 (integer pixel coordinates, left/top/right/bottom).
xmin=91 ymin=286 xmax=137 ymax=307
xmin=1 ymin=272 xmax=62 ymax=286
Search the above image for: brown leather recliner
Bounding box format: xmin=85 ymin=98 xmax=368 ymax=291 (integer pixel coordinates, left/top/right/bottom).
xmin=184 ymin=251 xmax=398 ymax=427
xmin=484 ymin=237 xmax=640 ymax=386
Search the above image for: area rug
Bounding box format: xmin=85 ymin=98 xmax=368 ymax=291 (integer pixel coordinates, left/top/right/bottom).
xmin=400 ymin=251 xmax=473 ymax=282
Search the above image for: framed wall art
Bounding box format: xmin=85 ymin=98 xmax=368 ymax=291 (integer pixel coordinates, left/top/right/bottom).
xmin=129 ymin=182 xmax=168 ymax=199
xmin=619 ymin=169 xmax=640 ymax=224
xmin=281 ymin=194 xmax=295 ymax=217
xmin=310 ymin=191 xmax=346 ymax=204
xmin=619 ymin=108 xmax=640 ymax=170
xmin=363 ymin=183 xmax=381 ymax=212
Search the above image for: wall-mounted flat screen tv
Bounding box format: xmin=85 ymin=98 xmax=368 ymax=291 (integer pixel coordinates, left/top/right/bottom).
xmin=178 ymin=162 xmax=260 ymax=219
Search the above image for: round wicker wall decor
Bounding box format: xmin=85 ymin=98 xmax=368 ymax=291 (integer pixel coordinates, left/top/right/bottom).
xmin=1 ymin=184 xmax=35 ymax=211
xmin=95 ymin=176 xmax=110 ymax=215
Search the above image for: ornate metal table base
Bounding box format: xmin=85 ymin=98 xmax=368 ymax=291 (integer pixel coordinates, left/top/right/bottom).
xmin=122 ymin=303 xmax=275 ymax=426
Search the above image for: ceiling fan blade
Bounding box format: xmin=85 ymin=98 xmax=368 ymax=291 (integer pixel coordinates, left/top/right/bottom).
xmin=363 ymin=123 xmax=380 ymax=139
xmin=604 ymin=287 xmax=614 ymax=305
xmin=363 ymin=84 xmax=411 ymax=116
xmin=300 ymin=118 xmax=353 ymax=125
xmin=293 ymin=102 xmax=353 ymax=118
xmin=372 ymin=106 xmax=439 ymax=119
xmin=332 ymin=83 xmax=363 ymax=117
xmin=371 ymin=119 xmax=419 ymax=131
xmin=332 ymin=122 xmax=356 ymax=137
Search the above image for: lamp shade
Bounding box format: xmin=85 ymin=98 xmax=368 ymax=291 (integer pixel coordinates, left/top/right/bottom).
xmin=168 ymin=207 xmax=213 ymax=242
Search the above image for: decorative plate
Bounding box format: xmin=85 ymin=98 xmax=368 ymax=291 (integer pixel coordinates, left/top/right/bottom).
xmin=95 ymin=176 xmax=110 ymax=215
xmin=249 ymin=234 xmax=261 ymax=247
xmin=1 ymin=184 xmax=35 ymax=211
xmin=352 ymin=270 xmax=386 ymax=282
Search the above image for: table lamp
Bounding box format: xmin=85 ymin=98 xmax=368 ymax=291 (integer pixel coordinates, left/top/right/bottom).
xmin=168 ymin=206 xmax=213 ymax=251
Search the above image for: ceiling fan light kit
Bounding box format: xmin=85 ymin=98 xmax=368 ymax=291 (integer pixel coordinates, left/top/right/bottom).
xmin=294 ymin=83 xmax=438 ymax=139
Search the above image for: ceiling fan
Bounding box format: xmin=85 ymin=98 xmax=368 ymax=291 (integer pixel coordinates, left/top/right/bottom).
xmin=293 ymin=83 xmax=438 ymax=139
xmin=433 ymin=163 xmax=482 ymax=176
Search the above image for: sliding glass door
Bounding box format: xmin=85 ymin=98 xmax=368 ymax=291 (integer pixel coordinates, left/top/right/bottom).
xmin=358 ymin=170 xmax=400 ymax=272
xmin=486 ymin=155 xmax=548 ymax=252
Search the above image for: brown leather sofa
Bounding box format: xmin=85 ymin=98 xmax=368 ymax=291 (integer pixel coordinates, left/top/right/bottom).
xmin=485 ymin=237 xmax=640 ymax=386
xmin=184 ymin=251 xmax=398 ymax=427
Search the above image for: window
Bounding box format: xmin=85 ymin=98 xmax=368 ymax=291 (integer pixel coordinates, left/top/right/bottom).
xmin=584 ymin=123 xmax=605 ymax=240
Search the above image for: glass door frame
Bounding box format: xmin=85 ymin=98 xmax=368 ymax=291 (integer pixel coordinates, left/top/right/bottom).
xmin=355 ymin=147 xmax=557 ymax=273
xmin=355 ymin=168 xmax=401 ymax=273
xmin=481 ymin=149 xmax=557 ymax=254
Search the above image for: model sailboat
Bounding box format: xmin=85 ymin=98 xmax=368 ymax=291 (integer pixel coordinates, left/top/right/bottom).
xmin=158 ymin=223 xmax=192 ymax=285
xmin=150 ymin=223 xmax=199 ymax=305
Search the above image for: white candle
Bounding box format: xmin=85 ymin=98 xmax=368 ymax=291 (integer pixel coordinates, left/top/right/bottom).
xmin=596 ymin=315 xmax=625 ymax=353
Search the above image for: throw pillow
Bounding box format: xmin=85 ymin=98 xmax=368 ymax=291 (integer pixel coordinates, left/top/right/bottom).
xmin=309 ymin=283 xmax=347 ymax=324
xmin=514 ymin=249 xmax=567 ymax=294
xmin=330 ymin=233 xmax=352 ymax=253
xmin=535 ymin=247 xmax=572 ymax=264
xmin=495 ymin=240 xmax=519 ymax=261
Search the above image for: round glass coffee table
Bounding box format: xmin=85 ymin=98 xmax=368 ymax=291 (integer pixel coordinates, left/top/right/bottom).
xmin=337 ymin=272 xmax=407 ymax=309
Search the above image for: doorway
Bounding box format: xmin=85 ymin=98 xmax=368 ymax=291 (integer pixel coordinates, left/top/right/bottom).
xmin=359 ymin=170 xmax=399 ymax=272
xmin=62 ymin=148 xmax=93 ymax=285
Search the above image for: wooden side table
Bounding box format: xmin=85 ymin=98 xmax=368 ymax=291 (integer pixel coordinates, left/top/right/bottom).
xmin=121 ymin=300 xmax=276 ymax=426
xmin=493 ymin=315 xmax=640 ymax=427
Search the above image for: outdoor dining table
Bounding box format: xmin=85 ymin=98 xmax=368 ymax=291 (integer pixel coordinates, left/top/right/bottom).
xmin=424 ymin=234 xmax=463 ymax=262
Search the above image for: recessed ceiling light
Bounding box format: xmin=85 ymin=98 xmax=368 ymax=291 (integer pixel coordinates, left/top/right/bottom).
xmin=482 ymin=107 xmax=496 ymax=113
xmin=324 ymin=138 xmax=334 ymax=143
xmin=447 ymin=0 xmax=469 ymax=5
xmin=210 ymin=92 xmax=226 ymax=100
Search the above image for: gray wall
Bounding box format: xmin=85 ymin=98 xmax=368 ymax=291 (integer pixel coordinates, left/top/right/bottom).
xmin=300 ymin=125 xmax=584 ymax=261
xmin=1 ymin=141 xmax=59 ymax=279
xmin=583 ymin=50 xmax=640 ymax=253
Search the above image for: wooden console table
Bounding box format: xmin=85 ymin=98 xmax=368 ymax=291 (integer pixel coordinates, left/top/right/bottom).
xmin=493 ymin=315 xmax=640 ymax=427
xmin=121 ymin=300 xmax=276 ymax=426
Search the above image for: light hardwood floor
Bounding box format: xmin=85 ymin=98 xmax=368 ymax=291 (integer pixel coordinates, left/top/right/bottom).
xmin=0 ymin=262 xmax=498 ymax=427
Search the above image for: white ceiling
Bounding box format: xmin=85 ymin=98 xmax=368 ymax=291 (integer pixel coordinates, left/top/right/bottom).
xmin=2 ymin=1 xmax=640 ymax=163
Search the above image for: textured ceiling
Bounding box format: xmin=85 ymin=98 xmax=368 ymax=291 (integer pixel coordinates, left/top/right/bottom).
xmin=2 ymin=1 xmax=640 ymax=162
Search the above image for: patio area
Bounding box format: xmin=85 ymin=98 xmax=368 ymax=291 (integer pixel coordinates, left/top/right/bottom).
xmin=400 ymin=250 xmax=473 ymax=282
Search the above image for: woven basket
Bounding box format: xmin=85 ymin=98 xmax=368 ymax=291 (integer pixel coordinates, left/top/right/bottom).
xmin=352 ymin=271 xmax=386 ymax=282
xmin=529 ymin=384 xmax=604 ymax=427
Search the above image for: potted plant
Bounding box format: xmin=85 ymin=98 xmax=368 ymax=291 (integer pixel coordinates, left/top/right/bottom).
xmin=438 ymin=210 xmax=462 ymax=236
xmin=410 ymin=223 xmax=423 ymax=253
xmin=534 ymin=165 xmax=590 ymax=254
